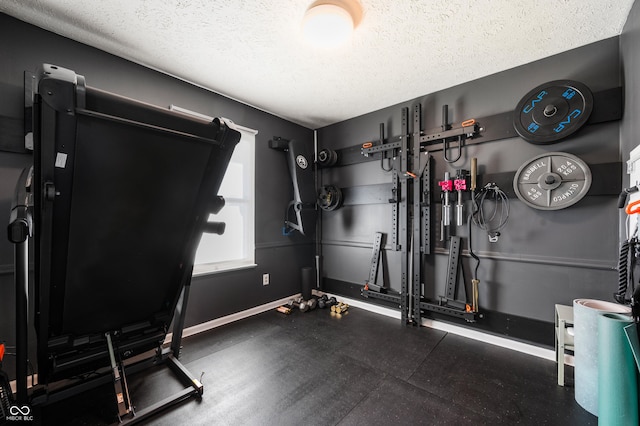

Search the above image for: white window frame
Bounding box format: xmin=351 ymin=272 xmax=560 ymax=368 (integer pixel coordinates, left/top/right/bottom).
xmin=192 ymin=120 xmax=257 ymax=276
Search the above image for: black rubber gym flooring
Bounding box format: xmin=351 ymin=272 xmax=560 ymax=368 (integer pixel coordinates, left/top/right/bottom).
xmin=39 ymin=306 xmax=595 ymax=425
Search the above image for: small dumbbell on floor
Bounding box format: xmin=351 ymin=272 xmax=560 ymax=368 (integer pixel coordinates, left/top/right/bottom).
xmin=318 ymin=295 xmax=337 ymax=309
xmin=276 ymin=305 xmax=292 ymax=315
xmin=286 ymin=298 xmax=309 ymax=312
xmin=307 ymin=297 xmax=317 ymax=310
xmin=331 ymin=302 xmax=349 ymax=314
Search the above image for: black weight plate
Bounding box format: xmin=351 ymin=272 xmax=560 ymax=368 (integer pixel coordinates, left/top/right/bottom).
xmin=329 ymin=149 xmax=338 ymax=166
xmin=318 ymin=148 xmax=338 ymax=167
xmin=513 ymin=80 xmax=593 ymax=144
xmin=318 ymin=185 xmax=342 ymax=211
xmin=318 ymin=149 xmax=330 ymax=166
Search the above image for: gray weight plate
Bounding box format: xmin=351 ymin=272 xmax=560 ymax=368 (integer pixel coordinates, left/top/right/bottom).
xmin=513 ymin=152 xmax=591 ymax=210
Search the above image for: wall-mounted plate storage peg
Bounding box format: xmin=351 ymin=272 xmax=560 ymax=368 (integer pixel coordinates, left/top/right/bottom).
xmin=513 ymin=80 xmax=593 ymax=144
xmin=513 ymin=152 xmax=591 ymax=210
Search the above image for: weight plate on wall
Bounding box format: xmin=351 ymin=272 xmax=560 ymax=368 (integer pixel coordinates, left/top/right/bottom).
xmin=318 ymin=185 xmax=343 ymax=211
xmin=513 ymin=152 xmax=591 ymax=210
xmin=513 ymin=80 xmax=593 ymax=144
xmin=317 ymin=148 xmax=338 ymax=167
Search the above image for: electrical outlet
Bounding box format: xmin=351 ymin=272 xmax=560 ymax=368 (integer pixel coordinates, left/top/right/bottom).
xmin=262 ymin=273 xmax=269 ymax=285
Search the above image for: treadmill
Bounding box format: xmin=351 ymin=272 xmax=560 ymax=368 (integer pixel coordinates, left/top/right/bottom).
xmin=7 ymin=64 xmax=241 ymax=423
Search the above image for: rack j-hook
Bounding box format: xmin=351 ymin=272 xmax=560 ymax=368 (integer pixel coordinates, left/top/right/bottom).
xmin=442 ymin=104 xmax=463 ymax=163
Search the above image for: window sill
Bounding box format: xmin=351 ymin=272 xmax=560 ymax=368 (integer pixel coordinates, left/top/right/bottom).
xmin=192 ymin=262 xmax=257 ymax=277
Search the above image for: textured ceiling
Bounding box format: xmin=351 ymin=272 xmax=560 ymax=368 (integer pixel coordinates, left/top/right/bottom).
xmin=0 ymin=0 xmax=634 ymax=129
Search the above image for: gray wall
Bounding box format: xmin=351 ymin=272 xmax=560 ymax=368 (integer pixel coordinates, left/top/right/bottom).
xmin=0 ymin=13 xmax=315 ymax=367
xmin=622 ymin=1 xmax=640 ymax=167
xmin=318 ymin=37 xmax=622 ymax=343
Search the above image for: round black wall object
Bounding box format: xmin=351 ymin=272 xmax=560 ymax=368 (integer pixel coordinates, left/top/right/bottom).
xmin=513 ymin=80 xmax=593 ymax=144
xmin=317 ymin=148 xmax=338 ymax=167
xmin=513 ymin=152 xmax=591 ymax=210
xmin=318 ymin=185 xmax=343 ymax=211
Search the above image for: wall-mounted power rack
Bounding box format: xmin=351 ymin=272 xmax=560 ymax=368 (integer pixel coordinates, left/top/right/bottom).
xmin=360 ymin=104 xmax=481 ymax=323
xmin=329 ymin=86 xmax=626 ymax=325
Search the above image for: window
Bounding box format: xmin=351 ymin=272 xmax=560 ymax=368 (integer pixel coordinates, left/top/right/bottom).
xmin=193 ymin=123 xmax=256 ymax=275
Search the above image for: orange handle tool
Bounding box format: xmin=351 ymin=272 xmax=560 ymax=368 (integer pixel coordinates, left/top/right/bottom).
xmin=626 ymin=199 xmax=640 ymax=215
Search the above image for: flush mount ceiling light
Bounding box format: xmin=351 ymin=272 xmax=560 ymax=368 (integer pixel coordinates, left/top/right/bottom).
xmin=302 ymin=0 xmax=363 ymax=48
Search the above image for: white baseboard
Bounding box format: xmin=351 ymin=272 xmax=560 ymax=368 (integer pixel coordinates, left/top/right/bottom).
xmin=164 ymin=293 xmax=301 ymax=344
xmin=168 ymin=291 xmax=572 ymax=366
xmin=322 ymin=292 xmax=573 ymax=365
